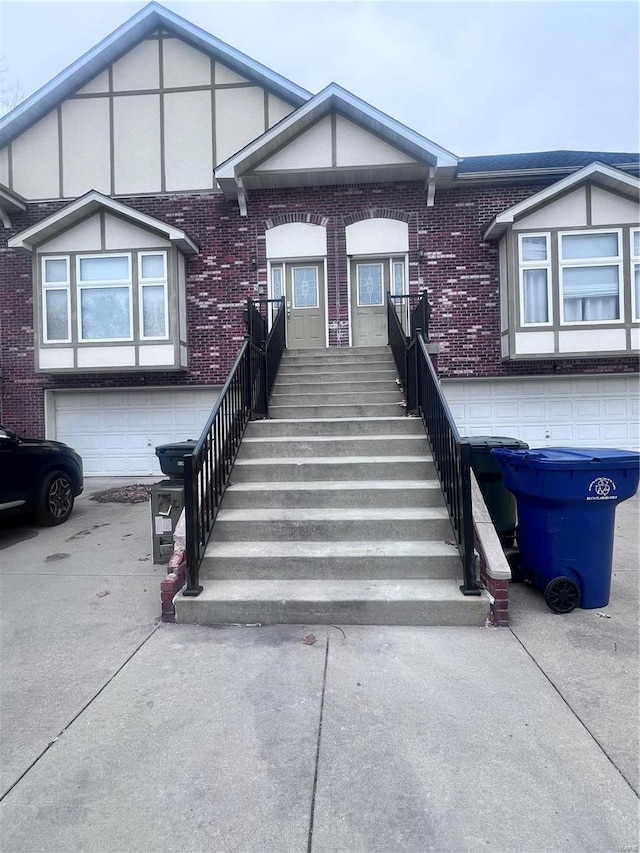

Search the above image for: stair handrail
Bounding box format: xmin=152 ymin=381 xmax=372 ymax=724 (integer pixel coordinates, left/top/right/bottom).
xmin=387 ymin=295 xmax=478 ymax=596
xmin=182 ymin=297 xmax=287 ymax=595
xmin=413 ymin=333 xmax=478 ymax=596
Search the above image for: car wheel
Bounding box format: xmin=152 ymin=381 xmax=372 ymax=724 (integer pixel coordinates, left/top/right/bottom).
xmin=34 ymin=470 xmax=75 ymax=526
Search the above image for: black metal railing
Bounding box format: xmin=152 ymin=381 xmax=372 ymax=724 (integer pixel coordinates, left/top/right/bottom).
xmin=182 ymin=297 xmax=286 ymax=595
xmin=387 ymin=292 xmax=431 ymax=340
xmin=264 ymin=297 xmax=286 ymax=397
xmin=387 ymin=294 xmax=478 ymax=596
xmin=387 ymin=294 xmax=408 ymax=398
xmin=414 ymin=334 xmax=478 ymax=595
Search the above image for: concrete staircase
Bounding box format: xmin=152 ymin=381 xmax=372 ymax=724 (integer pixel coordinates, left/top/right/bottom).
xmin=176 ymin=347 xmax=488 ymax=626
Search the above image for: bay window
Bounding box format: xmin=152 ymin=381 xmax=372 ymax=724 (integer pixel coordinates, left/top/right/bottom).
xmin=41 ymin=250 xmax=170 ymax=345
xmin=559 ymin=230 xmax=622 ymax=323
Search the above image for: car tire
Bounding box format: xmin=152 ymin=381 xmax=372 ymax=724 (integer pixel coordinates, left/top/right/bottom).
xmin=34 ymin=470 xmax=75 ymax=526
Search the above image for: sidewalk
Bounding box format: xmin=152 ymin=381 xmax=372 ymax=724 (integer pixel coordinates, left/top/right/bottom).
xmin=0 ymin=483 xmax=638 ymax=852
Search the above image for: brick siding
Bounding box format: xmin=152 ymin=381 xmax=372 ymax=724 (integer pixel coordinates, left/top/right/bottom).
xmin=1 ymin=180 xmax=637 ymax=436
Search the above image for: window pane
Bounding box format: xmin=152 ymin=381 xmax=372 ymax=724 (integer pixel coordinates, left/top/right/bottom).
xmin=81 ymin=287 xmax=131 ymax=339
xmin=564 ymin=296 xmax=619 ymax=322
xmin=521 ymin=236 xmax=547 ymax=262
xmin=45 ymin=258 xmax=68 ymax=283
xmin=140 ymin=254 xmax=165 ymax=279
xmin=271 ymin=267 xmax=283 ymax=301
xmin=45 ymin=290 xmax=69 ymax=340
xmin=357 ymin=264 xmax=384 ymax=306
xmin=392 ymin=262 xmax=404 ymax=296
xmin=523 ymin=269 xmax=548 ymax=323
xmin=79 ymin=256 xmax=129 ymax=282
xmin=561 ymin=232 xmax=618 ymax=259
xmin=292 ymin=267 xmax=319 ymax=308
xmin=142 ymin=285 xmax=167 ymax=337
xmin=563 ymin=265 xmax=619 ymax=298
xmin=634 ymin=232 xmax=640 ymax=258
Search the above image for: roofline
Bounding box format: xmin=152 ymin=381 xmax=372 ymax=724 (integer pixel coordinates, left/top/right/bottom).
xmin=456 ymin=163 xmax=640 ymax=182
xmin=0 ymin=183 xmax=27 ymax=211
xmin=483 ymin=162 xmax=640 ymax=241
xmin=0 ymin=2 xmax=311 ymax=148
xmin=7 ymin=190 xmax=199 ymax=254
xmin=216 ymin=82 xmax=458 ymax=185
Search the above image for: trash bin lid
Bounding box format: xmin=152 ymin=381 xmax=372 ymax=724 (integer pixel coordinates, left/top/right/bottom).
xmin=491 ymin=447 xmax=640 ymax=470
xmin=466 ymin=436 xmax=529 ymax=454
xmin=155 ymin=440 xmax=197 ymax=455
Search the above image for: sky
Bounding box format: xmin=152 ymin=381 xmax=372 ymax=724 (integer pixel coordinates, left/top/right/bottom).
xmin=0 ymin=0 xmax=638 ymax=158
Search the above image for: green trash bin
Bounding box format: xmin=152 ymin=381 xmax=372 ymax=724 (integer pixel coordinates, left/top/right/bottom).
xmin=468 ymin=436 xmax=529 ymax=544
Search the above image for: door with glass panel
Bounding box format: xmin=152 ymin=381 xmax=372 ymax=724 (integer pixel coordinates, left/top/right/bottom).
xmin=350 ymin=257 xmax=406 ymax=347
xmin=272 ymin=262 xmax=325 ymax=349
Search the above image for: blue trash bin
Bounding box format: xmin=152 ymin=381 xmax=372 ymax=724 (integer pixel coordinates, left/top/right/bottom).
xmin=490 ymin=447 xmax=640 ymax=613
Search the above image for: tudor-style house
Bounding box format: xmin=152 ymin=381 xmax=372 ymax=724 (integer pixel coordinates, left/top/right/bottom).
xmin=1 ymin=2 xmax=638 ymax=477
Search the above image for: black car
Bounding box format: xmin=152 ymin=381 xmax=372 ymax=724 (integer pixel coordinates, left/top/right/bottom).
xmin=0 ymin=425 xmax=83 ymax=526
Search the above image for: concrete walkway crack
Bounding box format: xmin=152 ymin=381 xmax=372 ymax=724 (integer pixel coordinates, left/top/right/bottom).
xmin=0 ymin=624 xmax=159 ymax=803
xmin=307 ymin=632 xmax=331 ymax=853
xmin=510 ymin=628 xmax=639 ymax=797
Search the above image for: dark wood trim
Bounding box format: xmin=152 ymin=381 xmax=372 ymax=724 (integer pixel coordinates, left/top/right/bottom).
xmin=331 ymin=115 xmax=337 ymax=168
xmin=108 ymin=66 xmax=115 ymax=196
xmin=57 ymin=105 xmax=64 ymax=199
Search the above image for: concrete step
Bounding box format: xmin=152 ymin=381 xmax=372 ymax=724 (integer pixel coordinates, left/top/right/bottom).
xmin=272 ymin=378 xmax=401 ymax=395
xmin=275 ymin=369 xmax=398 ymax=384
xmin=270 ymin=390 xmax=404 ymax=406
xmin=174 ymin=579 xmax=489 ymax=626
xmin=212 ymin=507 xmax=453 ymax=542
xmin=200 ymin=539 xmax=461 ymax=579
xmin=221 ymin=480 xmax=444 ymax=509
xmin=230 ymin=455 xmax=435 ymax=482
xmin=237 ymin=434 xmax=428 ymax=459
xmin=281 ymin=346 xmax=391 ymax=361
xmin=244 ymin=417 xmax=424 ymax=437
xmin=268 ymin=404 xmax=405 ymax=419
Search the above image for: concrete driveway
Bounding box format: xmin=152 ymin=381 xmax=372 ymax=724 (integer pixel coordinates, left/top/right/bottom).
xmin=0 ymin=480 xmax=638 ymax=852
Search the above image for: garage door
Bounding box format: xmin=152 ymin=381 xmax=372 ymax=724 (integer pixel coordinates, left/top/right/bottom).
xmin=442 ymin=374 xmax=639 ymax=450
xmin=50 ymin=388 xmax=220 ymax=476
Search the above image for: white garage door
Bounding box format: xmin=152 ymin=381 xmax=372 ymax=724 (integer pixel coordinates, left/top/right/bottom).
xmin=442 ymin=374 xmax=639 ymax=450
xmin=50 ymin=388 xmax=220 ymax=476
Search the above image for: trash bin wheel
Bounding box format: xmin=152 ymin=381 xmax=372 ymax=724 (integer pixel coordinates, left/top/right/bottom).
xmin=544 ymin=576 xmax=580 ymax=614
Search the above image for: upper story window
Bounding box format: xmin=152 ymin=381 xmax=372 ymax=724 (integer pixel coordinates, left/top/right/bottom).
xmin=632 ymin=229 xmax=640 ymax=322
xmin=559 ymin=230 xmax=622 ymax=324
xmin=42 ymin=250 xmax=169 ymax=345
xmin=518 ymin=233 xmax=551 ymax=325
xmin=78 ymin=254 xmax=133 ymax=341
xmin=138 ymin=252 xmax=169 ymax=339
xmin=43 ymin=257 xmax=71 ymax=342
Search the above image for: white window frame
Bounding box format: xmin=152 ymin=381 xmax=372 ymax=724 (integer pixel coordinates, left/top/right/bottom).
xmin=632 ymin=228 xmax=640 ymax=323
xmin=270 ymin=264 xmax=284 ymax=302
xmin=76 ymin=253 xmax=133 ymax=342
xmin=392 ymin=259 xmax=406 ymax=297
xmin=138 ymin=251 xmax=169 ymax=340
xmin=518 ymin=233 xmax=552 ymax=327
xmin=558 ymin=228 xmax=623 ymax=325
xmin=41 ymin=255 xmax=71 ymax=343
